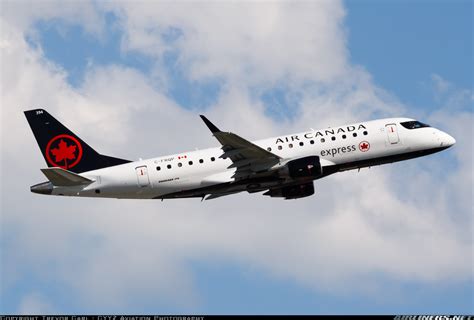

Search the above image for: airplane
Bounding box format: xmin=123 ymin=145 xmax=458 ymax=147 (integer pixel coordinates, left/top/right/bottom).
xmin=24 ymin=109 xmax=456 ymax=200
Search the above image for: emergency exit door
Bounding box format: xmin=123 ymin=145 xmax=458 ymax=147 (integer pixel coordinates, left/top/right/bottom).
xmin=135 ymin=166 xmax=150 ymax=187
xmin=386 ymin=124 xmax=400 ymax=144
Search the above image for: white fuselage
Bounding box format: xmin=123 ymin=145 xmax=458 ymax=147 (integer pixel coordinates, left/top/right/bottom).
xmin=46 ymin=117 xmax=455 ymax=199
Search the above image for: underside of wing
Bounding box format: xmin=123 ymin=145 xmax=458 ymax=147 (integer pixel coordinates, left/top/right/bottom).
xmin=157 ymin=175 xmax=279 ymax=200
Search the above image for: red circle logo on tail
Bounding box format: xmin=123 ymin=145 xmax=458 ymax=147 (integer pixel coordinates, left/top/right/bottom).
xmin=45 ymin=134 xmax=83 ymax=169
xmin=359 ymin=141 xmax=370 ymax=152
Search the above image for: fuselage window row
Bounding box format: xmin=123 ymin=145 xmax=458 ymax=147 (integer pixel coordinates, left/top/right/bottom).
xmin=157 ymin=156 xmax=219 ymax=171
xmin=157 ymin=130 xmax=370 ymax=172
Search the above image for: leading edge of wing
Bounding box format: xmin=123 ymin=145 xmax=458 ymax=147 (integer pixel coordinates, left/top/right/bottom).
xmin=199 ymin=114 xmax=281 ymax=161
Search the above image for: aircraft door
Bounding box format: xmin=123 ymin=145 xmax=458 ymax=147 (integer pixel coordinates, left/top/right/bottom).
xmin=135 ymin=166 xmax=150 ymax=187
xmin=385 ymin=124 xmax=400 ymax=144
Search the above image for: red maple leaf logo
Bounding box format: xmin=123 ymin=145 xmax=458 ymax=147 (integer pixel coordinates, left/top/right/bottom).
xmin=359 ymin=141 xmax=370 ymax=152
xmin=50 ymin=139 xmax=77 ymax=167
xmin=45 ymin=134 xmax=83 ymax=169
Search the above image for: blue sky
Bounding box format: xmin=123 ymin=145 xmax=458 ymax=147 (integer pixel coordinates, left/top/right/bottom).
xmin=1 ymin=0 xmax=472 ymax=315
xmin=346 ymin=0 xmax=472 ymax=111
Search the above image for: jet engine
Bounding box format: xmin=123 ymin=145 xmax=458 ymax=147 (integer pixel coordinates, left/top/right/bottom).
xmin=279 ymin=156 xmax=322 ymax=179
xmin=263 ymin=182 xmax=315 ymax=199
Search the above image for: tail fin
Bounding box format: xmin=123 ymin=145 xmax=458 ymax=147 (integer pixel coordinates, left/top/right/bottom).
xmin=24 ymin=108 xmax=130 ymax=173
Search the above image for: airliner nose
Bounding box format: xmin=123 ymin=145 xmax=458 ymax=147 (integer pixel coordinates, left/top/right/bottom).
xmin=447 ymin=134 xmax=456 ymax=146
xmin=440 ymin=132 xmax=456 ymax=148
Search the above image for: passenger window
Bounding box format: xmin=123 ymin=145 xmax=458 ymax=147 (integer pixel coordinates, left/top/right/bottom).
xmin=353 ymin=132 xmax=357 ymax=137
xmin=363 ymin=131 xmax=368 ymax=135
xmin=267 ymin=147 xmax=272 ymax=152
xmin=331 ymin=136 xmax=336 ymax=141
xmin=299 ymin=142 xmax=304 ymax=146
xmin=342 ymin=135 xmax=346 ymax=139
xmin=278 ymin=145 xmax=282 ymax=150
xmin=167 ymin=164 xmax=172 ymax=169
xmin=188 ymin=161 xmax=193 ymax=165
xmin=178 ymin=162 xmax=182 ymax=167
xmin=199 ymin=159 xmax=204 ymax=164
xmin=289 ymin=143 xmax=293 ymax=148
xmin=321 ymin=138 xmax=325 ymax=143
xmin=156 ymin=166 xmax=161 ymax=171
xmin=310 ymin=140 xmax=314 ymax=144
xmin=211 ymin=157 xmax=215 ymax=161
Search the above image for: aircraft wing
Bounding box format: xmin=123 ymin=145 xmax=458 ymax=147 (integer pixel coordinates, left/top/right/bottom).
xmin=200 ymin=115 xmax=281 ymax=179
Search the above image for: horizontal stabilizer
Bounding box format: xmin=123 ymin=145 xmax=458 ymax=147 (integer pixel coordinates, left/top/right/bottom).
xmin=40 ymin=167 xmax=93 ymax=186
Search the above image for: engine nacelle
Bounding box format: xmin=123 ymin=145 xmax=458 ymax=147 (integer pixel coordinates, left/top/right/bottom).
xmin=280 ymin=156 xmax=322 ymax=179
xmin=263 ymin=182 xmax=315 ymax=199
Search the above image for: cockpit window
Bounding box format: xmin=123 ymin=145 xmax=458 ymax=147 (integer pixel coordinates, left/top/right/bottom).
xmin=400 ymin=121 xmax=430 ymax=129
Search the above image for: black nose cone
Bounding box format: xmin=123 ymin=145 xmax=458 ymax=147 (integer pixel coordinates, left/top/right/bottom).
xmin=31 ymin=182 xmax=53 ymax=195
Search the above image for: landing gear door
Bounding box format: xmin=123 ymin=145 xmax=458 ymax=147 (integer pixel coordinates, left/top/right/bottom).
xmin=135 ymin=166 xmax=150 ymax=187
xmin=386 ymin=124 xmax=400 ymax=144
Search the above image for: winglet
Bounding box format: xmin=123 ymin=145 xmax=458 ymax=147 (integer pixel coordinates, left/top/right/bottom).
xmin=200 ymin=115 xmax=221 ymax=133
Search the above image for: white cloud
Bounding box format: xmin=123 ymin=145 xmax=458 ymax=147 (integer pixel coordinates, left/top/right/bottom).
xmin=1 ymin=0 xmax=472 ymax=312
xmin=430 ymin=73 xmax=472 ymax=109
xmin=17 ymin=292 xmax=56 ymax=315
xmin=107 ymin=1 xmax=348 ymax=85
xmin=431 ymin=73 xmax=451 ymax=95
